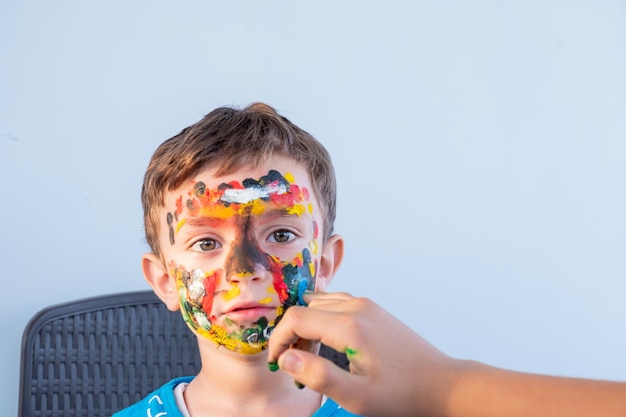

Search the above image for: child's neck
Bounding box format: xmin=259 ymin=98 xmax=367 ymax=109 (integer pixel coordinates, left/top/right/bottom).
xmin=183 ymin=345 xmax=323 ymax=417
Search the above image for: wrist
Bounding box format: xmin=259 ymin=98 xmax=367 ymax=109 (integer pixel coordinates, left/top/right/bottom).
xmin=440 ymin=359 xmax=491 ymax=417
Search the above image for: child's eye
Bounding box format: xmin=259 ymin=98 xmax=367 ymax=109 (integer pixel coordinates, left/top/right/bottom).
xmin=268 ymin=230 xmax=295 ymax=244
xmin=191 ymin=238 xmax=222 ymax=252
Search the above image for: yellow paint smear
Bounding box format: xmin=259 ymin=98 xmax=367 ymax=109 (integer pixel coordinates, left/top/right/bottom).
xmin=248 ymin=199 xmax=266 ymax=215
xmin=287 ymin=204 xmax=306 ymax=217
xmin=195 ymin=326 xmax=265 ymax=354
xmin=223 ymin=284 xmax=240 ymax=301
xmin=176 ymin=218 xmax=187 ymax=233
xmin=198 ymin=204 xmax=240 ymax=219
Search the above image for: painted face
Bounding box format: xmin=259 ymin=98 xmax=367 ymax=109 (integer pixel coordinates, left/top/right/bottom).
xmin=163 ymin=167 xmax=321 ymax=354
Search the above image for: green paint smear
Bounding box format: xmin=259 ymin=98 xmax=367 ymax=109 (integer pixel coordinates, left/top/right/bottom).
xmin=268 ymin=362 xmax=279 ymax=372
xmin=345 ymin=347 xmax=358 ymax=358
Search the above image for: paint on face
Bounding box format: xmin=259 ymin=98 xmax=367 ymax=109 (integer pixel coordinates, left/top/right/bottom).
xmin=167 ymin=170 xmax=319 ymax=354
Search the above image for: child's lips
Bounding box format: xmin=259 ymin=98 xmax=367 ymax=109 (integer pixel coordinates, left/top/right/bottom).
xmin=222 ymin=305 xmax=277 ymax=324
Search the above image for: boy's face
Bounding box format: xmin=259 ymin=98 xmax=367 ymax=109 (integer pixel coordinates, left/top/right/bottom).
xmin=149 ymin=156 xmax=335 ymax=354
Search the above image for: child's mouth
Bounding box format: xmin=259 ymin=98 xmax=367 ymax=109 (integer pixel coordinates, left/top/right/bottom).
xmin=223 ymin=306 xmax=276 ymax=324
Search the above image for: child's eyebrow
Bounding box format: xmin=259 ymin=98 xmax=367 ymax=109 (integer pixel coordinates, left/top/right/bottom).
xmin=177 ymin=206 xmax=309 ymax=232
xmin=263 ymin=206 xmax=309 ymax=219
xmin=178 ymin=216 xmax=226 ymax=230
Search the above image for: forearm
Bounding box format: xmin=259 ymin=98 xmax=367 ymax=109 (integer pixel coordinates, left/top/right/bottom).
xmin=444 ymin=361 xmax=626 ymax=417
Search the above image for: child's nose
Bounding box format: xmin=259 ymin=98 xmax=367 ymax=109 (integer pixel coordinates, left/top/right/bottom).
xmin=224 ymin=237 xmax=268 ymax=282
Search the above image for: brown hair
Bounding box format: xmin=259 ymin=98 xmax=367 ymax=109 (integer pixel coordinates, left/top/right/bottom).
xmin=141 ymin=102 xmax=337 ymax=256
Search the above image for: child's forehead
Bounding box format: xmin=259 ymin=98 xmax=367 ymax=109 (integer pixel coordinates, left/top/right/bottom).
xmin=161 ymin=159 xmax=323 ymax=219
xmin=180 ymin=157 xmax=311 ymax=194
xmin=177 ymin=166 xmax=309 ymax=198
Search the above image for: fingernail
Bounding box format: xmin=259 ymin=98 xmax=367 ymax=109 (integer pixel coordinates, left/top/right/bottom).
xmin=281 ymin=351 xmax=304 ymax=375
xmin=268 ymin=361 xmax=279 ymax=372
xmin=294 ymin=380 xmax=305 ymax=389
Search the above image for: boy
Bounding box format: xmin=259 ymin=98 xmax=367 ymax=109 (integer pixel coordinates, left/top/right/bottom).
xmin=113 ymin=103 xmax=360 ymax=416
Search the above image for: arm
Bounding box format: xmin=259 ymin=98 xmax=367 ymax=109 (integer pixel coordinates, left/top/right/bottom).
xmin=267 ymin=292 xmax=626 ymax=417
xmin=447 ymin=363 xmax=626 ymax=417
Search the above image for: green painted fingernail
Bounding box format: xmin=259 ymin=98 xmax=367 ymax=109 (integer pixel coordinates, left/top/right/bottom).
xmin=294 ymin=380 xmax=305 ymax=389
xmin=268 ymin=362 xmax=279 ymax=372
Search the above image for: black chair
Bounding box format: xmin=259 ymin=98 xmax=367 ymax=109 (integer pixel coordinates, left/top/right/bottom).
xmin=19 ymin=291 xmax=348 ymax=417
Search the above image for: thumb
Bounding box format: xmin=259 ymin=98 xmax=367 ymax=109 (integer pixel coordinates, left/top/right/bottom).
xmin=277 ymin=349 xmax=356 ymax=399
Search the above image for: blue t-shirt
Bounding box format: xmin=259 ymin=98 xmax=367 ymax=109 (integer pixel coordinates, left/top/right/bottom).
xmin=112 ymin=377 xmax=361 ymax=417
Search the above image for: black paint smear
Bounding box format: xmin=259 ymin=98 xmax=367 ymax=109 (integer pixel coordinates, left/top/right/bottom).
xmin=217 ymin=181 xmax=234 ymax=192
xmin=241 ymin=170 xmax=291 ymax=202
xmin=224 ymin=216 xmax=269 ymax=276
xmin=186 ymin=198 xmax=195 ymax=213
xmin=241 ymin=316 xmax=271 ymax=344
xmin=217 ymin=181 xmax=234 ymax=207
xmin=166 ymin=212 xmax=175 ymax=245
xmin=193 ymin=182 xmax=206 ymax=196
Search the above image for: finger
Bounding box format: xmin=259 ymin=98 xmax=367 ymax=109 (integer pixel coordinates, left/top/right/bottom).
xmin=267 ymin=306 xmax=358 ymax=364
xmin=290 ymin=335 xmax=317 ymax=356
xmin=277 ymin=348 xmax=381 ymax=415
xmin=303 ymin=291 xmax=354 ymax=306
xmin=277 ymin=348 xmax=362 ymax=398
xmin=267 ymin=307 xmax=330 ymax=363
xmin=306 ymin=296 xmax=366 ymax=315
xmin=302 ymin=292 xmax=354 ymax=306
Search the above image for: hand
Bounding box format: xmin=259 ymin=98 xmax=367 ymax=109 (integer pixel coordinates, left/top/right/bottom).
xmin=268 ymin=292 xmax=626 ymax=417
xmin=267 ymin=292 xmax=458 ymax=417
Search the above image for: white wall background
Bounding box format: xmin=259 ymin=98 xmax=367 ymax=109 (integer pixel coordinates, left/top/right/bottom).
xmin=1 ymin=1 xmax=625 ymax=414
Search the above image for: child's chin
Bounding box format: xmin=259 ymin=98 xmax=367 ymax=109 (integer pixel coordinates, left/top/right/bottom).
xmin=195 ymin=325 xmax=270 ymax=355
xmin=222 ymin=337 xmax=269 ymax=355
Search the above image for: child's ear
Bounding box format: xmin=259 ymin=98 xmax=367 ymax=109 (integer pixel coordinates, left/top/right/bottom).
xmin=142 ymin=252 xmax=180 ymax=312
xmin=315 ymin=234 xmax=344 ymax=292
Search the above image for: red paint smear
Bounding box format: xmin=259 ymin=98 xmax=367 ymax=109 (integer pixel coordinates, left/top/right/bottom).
xmin=175 ymin=196 xmax=183 ymax=216
xmin=268 ymin=257 xmax=289 ymax=302
xmin=201 ymin=270 xmax=220 ymax=314
xmin=269 ymin=192 xmax=298 ymax=207
xmin=289 ymin=184 xmax=303 ymax=202
xmin=312 ymin=221 xmax=319 ymax=239
xmin=302 ymin=187 xmax=310 ymax=201
xmin=226 ymin=180 xmax=244 ymax=189
xmin=197 ymin=193 xmax=210 ymax=207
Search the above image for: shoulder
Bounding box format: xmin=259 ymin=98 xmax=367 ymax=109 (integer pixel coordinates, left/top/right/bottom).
xmin=111 ymin=377 xmax=194 ymax=417
xmin=313 ymin=398 xmax=363 ymax=417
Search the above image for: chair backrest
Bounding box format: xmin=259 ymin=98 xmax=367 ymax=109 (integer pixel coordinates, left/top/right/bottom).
xmin=19 ymin=291 xmax=348 ymax=417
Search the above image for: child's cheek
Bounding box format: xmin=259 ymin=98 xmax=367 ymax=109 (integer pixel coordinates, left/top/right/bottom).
xmin=170 ymin=264 xmax=223 ymax=332
xmin=272 ymin=247 xmax=317 ymax=310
